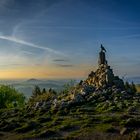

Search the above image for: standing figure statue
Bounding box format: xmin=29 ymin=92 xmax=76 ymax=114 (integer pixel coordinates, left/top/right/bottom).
xmin=98 ymin=44 xmax=107 ymax=65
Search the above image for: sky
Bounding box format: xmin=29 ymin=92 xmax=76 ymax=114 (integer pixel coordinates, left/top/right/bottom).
xmin=0 ymin=0 xmax=140 ymax=79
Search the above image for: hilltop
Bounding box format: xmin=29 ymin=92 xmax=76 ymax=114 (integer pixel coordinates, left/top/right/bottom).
xmin=26 ymin=78 xmax=43 ymax=83
xmin=0 ymin=45 xmax=139 ymax=140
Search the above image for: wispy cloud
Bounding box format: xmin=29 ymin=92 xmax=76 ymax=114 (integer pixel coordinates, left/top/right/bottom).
xmin=0 ymin=35 xmax=65 ymax=56
xmin=0 ymin=63 xmax=22 ymax=67
xmin=55 ymin=64 xmax=74 ymax=67
xmin=21 ymin=50 xmax=35 ymax=55
xmin=53 ymin=59 xmax=69 ymax=62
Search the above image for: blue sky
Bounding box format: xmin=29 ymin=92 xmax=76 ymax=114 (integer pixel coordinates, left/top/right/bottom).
xmin=0 ymin=0 xmax=140 ymax=79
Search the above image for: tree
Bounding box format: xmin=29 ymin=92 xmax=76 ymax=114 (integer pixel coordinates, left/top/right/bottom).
xmin=48 ymin=88 xmax=57 ymax=95
xmin=42 ymin=88 xmax=46 ymax=94
xmin=62 ymin=80 xmax=76 ymax=95
xmin=0 ymin=85 xmax=25 ymax=108
xmin=125 ymin=81 xmax=137 ymax=94
xmin=131 ymin=82 xmax=137 ymax=93
xmin=32 ymin=85 xmax=41 ymax=97
xmin=125 ymin=81 xmax=130 ymax=90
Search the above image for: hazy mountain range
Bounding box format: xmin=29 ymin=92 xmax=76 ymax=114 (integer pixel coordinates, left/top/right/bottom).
xmin=125 ymin=77 xmax=140 ymax=84
xmin=0 ymin=79 xmax=77 ymax=98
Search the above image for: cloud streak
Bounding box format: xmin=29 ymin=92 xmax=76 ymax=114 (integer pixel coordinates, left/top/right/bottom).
xmin=55 ymin=64 xmax=74 ymax=67
xmin=53 ymin=59 xmax=69 ymax=62
xmin=0 ymin=35 xmax=65 ymax=56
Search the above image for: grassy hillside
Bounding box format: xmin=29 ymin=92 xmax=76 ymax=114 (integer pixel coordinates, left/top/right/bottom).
xmin=0 ymin=84 xmax=140 ymax=140
xmin=0 ymin=79 xmax=139 ymax=139
xmin=0 ymin=104 xmax=139 ymax=140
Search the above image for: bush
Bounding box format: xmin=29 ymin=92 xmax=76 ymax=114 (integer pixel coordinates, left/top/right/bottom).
xmin=125 ymin=81 xmax=137 ymax=94
xmin=29 ymin=92 xmax=55 ymax=103
xmin=131 ymin=82 xmax=137 ymax=93
xmin=62 ymin=80 xmax=76 ymax=94
xmin=127 ymin=106 xmax=136 ymax=113
xmin=32 ymin=85 xmax=42 ymax=97
xmin=0 ymin=85 xmax=25 ymax=108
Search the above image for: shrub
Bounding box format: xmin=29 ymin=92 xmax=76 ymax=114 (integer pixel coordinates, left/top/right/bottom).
xmin=32 ymin=85 xmax=42 ymax=97
xmin=62 ymin=80 xmax=76 ymax=94
xmin=125 ymin=81 xmax=137 ymax=94
xmin=130 ymin=82 xmax=137 ymax=93
xmin=127 ymin=106 xmax=136 ymax=113
xmin=30 ymin=86 xmax=57 ymax=102
xmin=0 ymin=85 xmax=25 ymax=108
xmin=125 ymin=81 xmax=131 ymax=90
xmin=42 ymin=88 xmax=46 ymax=94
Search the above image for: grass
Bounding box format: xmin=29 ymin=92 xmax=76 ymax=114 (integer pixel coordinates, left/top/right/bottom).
xmin=0 ymin=108 xmax=139 ymax=140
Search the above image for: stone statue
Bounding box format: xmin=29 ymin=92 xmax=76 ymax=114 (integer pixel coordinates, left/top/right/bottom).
xmin=101 ymin=44 xmax=106 ymax=52
xmin=98 ymin=44 xmax=107 ymax=65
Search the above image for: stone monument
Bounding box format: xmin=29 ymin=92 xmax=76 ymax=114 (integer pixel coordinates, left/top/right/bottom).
xmin=84 ymin=45 xmax=124 ymax=89
xmin=98 ymin=44 xmax=107 ymax=65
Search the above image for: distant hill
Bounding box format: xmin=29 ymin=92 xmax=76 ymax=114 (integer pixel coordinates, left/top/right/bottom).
xmin=11 ymin=79 xmax=74 ymax=98
xmin=26 ymin=78 xmax=42 ymax=83
xmin=126 ymin=76 xmax=140 ymax=84
xmin=0 ymin=79 xmax=77 ymax=98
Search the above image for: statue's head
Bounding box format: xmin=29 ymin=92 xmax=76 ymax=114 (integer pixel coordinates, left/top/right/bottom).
xmin=101 ymin=44 xmax=106 ymax=52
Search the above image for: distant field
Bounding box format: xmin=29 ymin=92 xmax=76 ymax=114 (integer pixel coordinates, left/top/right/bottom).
xmin=136 ymin=84 xmax=140 ymax=92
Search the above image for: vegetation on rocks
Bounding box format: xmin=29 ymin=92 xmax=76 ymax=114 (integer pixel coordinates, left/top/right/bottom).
xmin=0 ymin=77 xmax=139 ymax=140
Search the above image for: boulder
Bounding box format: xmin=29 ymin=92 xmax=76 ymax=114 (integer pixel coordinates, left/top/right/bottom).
xmin=120 ymin=127 xmax=130 ymax=135
xmin=39 ymin=130 xmax=60 ymax=138
xmin=71 ymin=93 xmax=85 ymax=103
xmin=60 ymin=101 xmax=68 ymax=109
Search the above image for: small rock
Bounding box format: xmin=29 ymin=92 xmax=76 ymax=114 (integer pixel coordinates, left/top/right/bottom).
xmin=60 ymin=101 xmax=68 ymax=109
xmin=120 ymin=127 xmax=130 ymax=135
xmin=72 ymin=94 xmax=85 ymax=103
xmin=39 ymin=130 xmax=59 ymax=138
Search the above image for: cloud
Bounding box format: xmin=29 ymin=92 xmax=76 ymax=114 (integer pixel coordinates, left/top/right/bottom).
xmin=0 ymin=63 xmax=22 ymax=67
xmin=53 ymin=58 xmax=73 ymax=68
xmin=53 ymin=59 xmax=69 ymax=62
xmin=21 ymin=50 xmax=35 ymax=55
xmin=55 ymin=64 xmax=74 ymax=67
xmin=0 ymin=35 xmax=65 ymax=56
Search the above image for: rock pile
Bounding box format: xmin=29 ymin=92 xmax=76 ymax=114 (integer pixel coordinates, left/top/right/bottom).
xmin=84 ymin=64 xmax=124 ymax=89
xmin=83 ymin=46 xmax=124 ymax=89
xmin=49 ymin=45 xmax=133 ymax=110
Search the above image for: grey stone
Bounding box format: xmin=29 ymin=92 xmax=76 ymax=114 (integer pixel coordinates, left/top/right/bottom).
xmin=60 ymin=101 xmax=68 ymax=108
xmin=72 ymin=94 xmax=85 ymax=103
xmin=120 ymin=127 xmax=130 ymax=135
